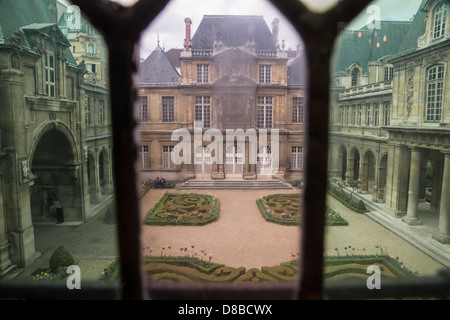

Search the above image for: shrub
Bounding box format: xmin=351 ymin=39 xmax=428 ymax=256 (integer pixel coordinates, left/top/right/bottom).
xmin=356 ymin=200 xmax=366 ymax=211
xmin=49 ymin=246 xmax=75 ymax=272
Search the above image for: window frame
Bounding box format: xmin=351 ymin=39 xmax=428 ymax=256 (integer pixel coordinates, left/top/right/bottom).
xmin=162 ymin=96 xmax=175 ymax=122
xmin=137 ymin=96 xmax=148 ymax=122
xmin=433 ymin=2 xmax=447 ymax=39
xmin=292 ymin=97 xmax=304 ymax=123
xmin=20 ymin=0 xmax=447 ymax=301
xmin=196 ymin=64 xmax=209 ymax=83
xmin=257 ymin=96 xmax=273 ymax=128
xmin=259 ymin=64 xmax=272 ymax=83
xmin=44 ymin=51 xmax=56 ymax=98
xmin=426 ymin=65 xmax=444 ymax=122
xmin=194 ymin=96 xmax=211 ymax=128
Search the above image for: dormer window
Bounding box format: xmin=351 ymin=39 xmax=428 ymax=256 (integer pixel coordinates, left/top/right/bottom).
xmin=259 ymin=65 xmax=271 ymax=83
xmin=351 ymin=68 xmax=359 ymax=87
xmin=433 ymin=3 xmax=447 ymax=39
xmin=384 ymin=65 xmax=394 ymax=81
xmin=44 ymin=52 xmax=55 ymax=98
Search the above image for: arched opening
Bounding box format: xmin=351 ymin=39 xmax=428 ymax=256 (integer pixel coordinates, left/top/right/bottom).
xmin=225 ymin=145 xmax=243 ymax=178
xmin=348 ymin=147 xmax=360 ymax=181
xmin=339 ymin=145 xmax=347 ymax=181
xmin=99 ymin=149 xmax=111 ymax=195
xmin=87 ymin=153 xmax=98 ymax=204
xmin=30 ymin=128 xmax=82 ymax=223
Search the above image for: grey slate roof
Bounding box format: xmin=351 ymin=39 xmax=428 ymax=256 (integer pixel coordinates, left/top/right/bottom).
xmin=0 ymin=0 xmax=55 ymax=38
xmin=137 ymin=45 xmax=180 ymax=86
xmin=288 ymin=51 xmax=307 ymax=87
xmin=0 ymin=0 xmax=78 ymax=67
xmin=191 ymin=15 xmax=276 ymax=51
xmin=333 ymin=20 xmax=413 ymax=74
xmin=396 ymin=0 xmax=427 ymax=56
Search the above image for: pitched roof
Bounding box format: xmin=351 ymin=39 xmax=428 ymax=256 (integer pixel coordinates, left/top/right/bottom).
xmin=332 ymin=20 xmax=413 ymax=74
xmin=0 ymin=0 xmax=77 ymax=67
xmin=191 ymin=15 xmax=276 ymax=51
xmin=0 ymin=0 xmax=55 ymax=38
xmin=287 ymin=51 xmax=307 ymax=87
xmin=165 ymin=48 xmax=182 ymax=70
xmin=396 ymin=0 xmax=428 ymax=55
xmin=137 ymin=45 xmax=180 ymax=86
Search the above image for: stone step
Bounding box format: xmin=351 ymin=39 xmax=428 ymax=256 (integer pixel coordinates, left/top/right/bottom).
xmin=176 ymin=179 xmax=293 ymax=190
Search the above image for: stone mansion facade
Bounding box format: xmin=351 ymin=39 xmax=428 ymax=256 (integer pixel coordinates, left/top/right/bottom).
xmin=136 ymin=15 xmax=306 ymax=183
xmin=0 ymin=1 xmax=113 ymax=274
xmin=329 ymin=0 xmax=450 ymax=244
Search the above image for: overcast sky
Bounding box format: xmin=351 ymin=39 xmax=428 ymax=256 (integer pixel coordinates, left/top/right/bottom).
xmin=108 ymin=0 xmax=423 ymax=59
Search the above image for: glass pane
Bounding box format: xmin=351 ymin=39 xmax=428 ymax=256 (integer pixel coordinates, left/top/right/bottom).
xmin=328 ymin=0 xmax=448 ymax=298
xmin=137 ymin=0 xmax=306 ymax=286
xmin=0 ymin=1 xmax=118 ymax=291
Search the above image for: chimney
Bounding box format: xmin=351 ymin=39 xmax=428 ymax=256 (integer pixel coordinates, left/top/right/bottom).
xmin=184 ymin=18 xmax=192 ymax=50
xmin=271 ymin=18 xmax=280 ymax=48
xmin=47 ymin=0 xmax=58 ymax=22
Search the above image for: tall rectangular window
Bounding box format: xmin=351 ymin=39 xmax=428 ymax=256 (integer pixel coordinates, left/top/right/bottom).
xmin=259 ymin=65 xmax=271 ymax=83
xmin=366 ymin=104 xmax=372 ymax=126
xmin=44 ymin=52 xmax=55 ymax=98
xmin=291 ymin=146 xmax=303 ymax=169
xmin=162 ymin=96 xmax=174 ymax=122
xmin=427 ymin=65 xmax=444 ymax=121
xmin=384 ymin=66 xmax=394 ymax=81
xmin=357 ymin=104 xmax=362 ymax=126
xmin=99 ymin=100 xmax=104 ymax=124
xmin=138 ymin=146 xmax=150 ymax=169
xmin=374 ymin=102 xmax=379 ymax=126
xmin=137 ymin=96 xmax=148 ymax=122
xmin=194 ymin=96 xmax=211 ymax=128
xmin=383 ymin=102 xmax=390 ymax=126
xmin=292 ymin=97 xmax=304 ymax=123
xmin=163 ymin=146 xmax=175 ymax=169
xmin=351 ymin=105 xmax=356 ymax=125
xmin=345 ymin=106 xmax=349 ymax=125
xmin=257 ymin=96 xmax=273 ymax=128
xmin=87 ymin=43 xmax=95 ymax=54
xmin=197 ymin=64 xmax=209 ymax=83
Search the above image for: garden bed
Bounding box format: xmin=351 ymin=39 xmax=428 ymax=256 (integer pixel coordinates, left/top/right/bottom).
xmin=256 ymin=194 xmax=348 ymax=226
xmin=144 ymin=192 xmax=219 ymax=226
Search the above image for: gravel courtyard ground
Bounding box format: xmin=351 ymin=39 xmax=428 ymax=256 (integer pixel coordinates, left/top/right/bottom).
xmin=140 ymin=188 xmax=445 ymax=275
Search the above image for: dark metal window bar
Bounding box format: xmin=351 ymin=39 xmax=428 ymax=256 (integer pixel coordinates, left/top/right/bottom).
xmin=0 ymin=0 xmax=449 ymax=300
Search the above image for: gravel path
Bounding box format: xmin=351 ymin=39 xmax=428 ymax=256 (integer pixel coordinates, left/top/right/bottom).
xmin=140 ymin=188 xmax=445 ymax=275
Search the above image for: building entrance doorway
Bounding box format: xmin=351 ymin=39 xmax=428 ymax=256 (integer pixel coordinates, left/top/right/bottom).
xmin=29 ymin=127 xmax=82 ymax=223
xmin=225 ymin=145 xmax=243 ymax=178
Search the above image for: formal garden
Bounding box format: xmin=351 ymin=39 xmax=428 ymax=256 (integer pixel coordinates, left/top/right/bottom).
xmin=144 ymin=192 xmax=220 ymax=226
xmin=256 ymin=193 xmax=348 ymax=226
xmin=97 ymin=244 xmax=418 ymax=285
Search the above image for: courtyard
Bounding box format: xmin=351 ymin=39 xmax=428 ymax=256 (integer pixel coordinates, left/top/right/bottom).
xmin=140 ymin=187 xmax=446 ymax=275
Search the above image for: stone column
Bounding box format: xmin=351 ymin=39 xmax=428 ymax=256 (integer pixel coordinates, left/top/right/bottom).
xmin=360 ymin=160 xmax=369 ymax=193
xmin=345 ymin=156 xmax=354 ymax=180
xmin=402 ymin=147 xmax=422 ymax=225
xmin=433 ymin=152 xmax=450 ymax=243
